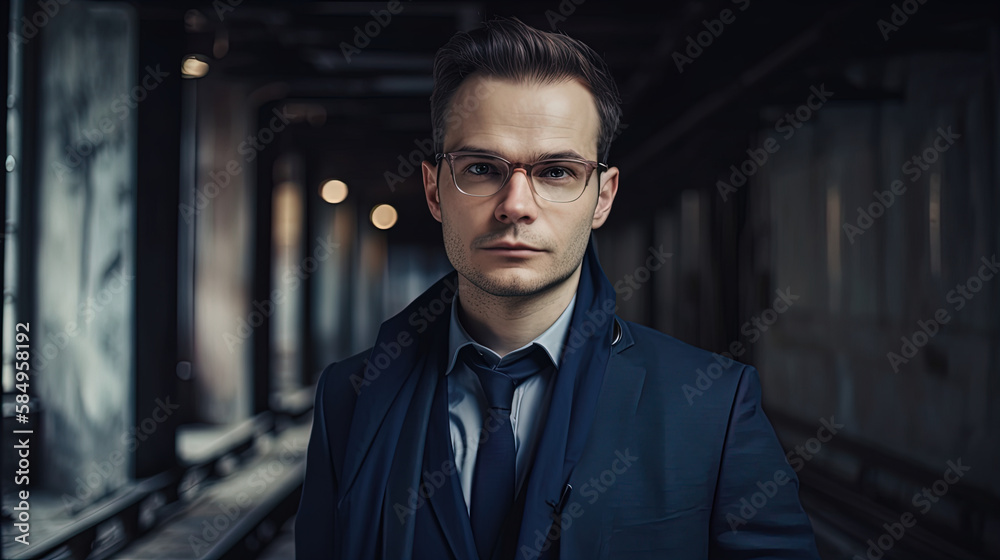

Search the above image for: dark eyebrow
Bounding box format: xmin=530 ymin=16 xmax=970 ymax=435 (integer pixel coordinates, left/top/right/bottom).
xmin=450 ymin=145 xmax=504 ymax=157
xmin=449 ymin=145 xmax=589 ymax=161
xmin=537 ymin=150 xmax=588 ymax=160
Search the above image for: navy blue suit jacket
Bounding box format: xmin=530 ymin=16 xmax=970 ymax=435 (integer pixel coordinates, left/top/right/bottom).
xmin=295 ymin=317 xmax=821 ymax=559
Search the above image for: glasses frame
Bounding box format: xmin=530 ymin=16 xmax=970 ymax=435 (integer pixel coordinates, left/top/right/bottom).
xmin=434 ymin=151 xmax=609 ymax=203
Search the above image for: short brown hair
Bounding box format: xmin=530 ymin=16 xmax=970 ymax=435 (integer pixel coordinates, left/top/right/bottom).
xmin=430 ymin=16 xmax=622 ymax=162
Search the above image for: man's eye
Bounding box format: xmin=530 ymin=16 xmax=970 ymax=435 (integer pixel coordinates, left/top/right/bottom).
xmin=539 ymin=166 xmax=572 ymax=179
xmin=463 ymin=162 xmax=499 ymax=175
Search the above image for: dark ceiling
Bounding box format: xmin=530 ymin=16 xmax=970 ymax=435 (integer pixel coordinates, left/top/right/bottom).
xmin=165 ymin=0 xmax=1000 ymax=245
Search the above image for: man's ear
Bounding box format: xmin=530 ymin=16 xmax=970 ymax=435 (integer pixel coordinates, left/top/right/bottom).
xmin=422 ymin=160 xmax=443 ymax=223
xmin=592 ymin=166 xmax=619 ymax=229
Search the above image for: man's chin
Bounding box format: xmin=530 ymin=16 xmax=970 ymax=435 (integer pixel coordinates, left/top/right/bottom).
xmin=466 ymin=268 xmax=552 ymax=298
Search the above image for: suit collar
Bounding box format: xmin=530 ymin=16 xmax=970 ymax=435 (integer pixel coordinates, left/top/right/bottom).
xmin=445 ymin=290 xmax=579 ymax=372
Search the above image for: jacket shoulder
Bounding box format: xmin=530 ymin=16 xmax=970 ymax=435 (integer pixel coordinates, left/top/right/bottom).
xmin=616 ymin=319 xmax=754 ymax=405
xmin=318 ymin=347 xmax=370 ymax=385
xmin=313 ymin=347 xmax=371 ymax=417
xmin=619 ymin=319 xmax=749 ymax=368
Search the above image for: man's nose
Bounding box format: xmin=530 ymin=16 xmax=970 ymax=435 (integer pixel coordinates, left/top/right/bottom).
xmin=494 ymin=168 xmax=538 ymax=224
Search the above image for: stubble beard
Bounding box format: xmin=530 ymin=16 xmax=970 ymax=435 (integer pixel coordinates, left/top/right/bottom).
xmin=441 ymin=218 xmax=591 ymax=300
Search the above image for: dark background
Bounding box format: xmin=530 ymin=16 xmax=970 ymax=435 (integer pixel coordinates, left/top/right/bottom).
xmin=1 ymin=0 xmax=998 ymax=558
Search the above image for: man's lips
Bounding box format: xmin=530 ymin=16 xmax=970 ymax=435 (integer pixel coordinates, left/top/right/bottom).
xmin=482 ymin=243 xmax=543 ymax=251
xmin=479 ymin=242 xmax=545 ymax=256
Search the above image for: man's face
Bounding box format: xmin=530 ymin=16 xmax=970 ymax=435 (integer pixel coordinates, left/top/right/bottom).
xmin=421 ymin=75 xmax=619 ymax=298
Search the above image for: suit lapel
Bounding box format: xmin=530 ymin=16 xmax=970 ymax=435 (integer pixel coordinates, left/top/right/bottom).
xmin=339 ymin=351 xmax=420 ymax=506
xmin=424 ymin=373 xmax=479 ymax=559
xmin=560 ymin=320 xmax=644 ymax=559
xmin=515 ymin=319 xmax=644 ymax=559
xmin=354 ymin=295 xmax=478 ymax=560
xmin=336 ymin=275 xmax=458 ymax=560
xmin=339 ymin=274 xmax=458 ymax=503
xmin=336 ymin=347 xmax=426 ymax=560
xmin=381 ymin=349 xmax=440 ymax=559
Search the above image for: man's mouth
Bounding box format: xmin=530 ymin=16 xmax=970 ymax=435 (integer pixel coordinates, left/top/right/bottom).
xmin=480 ymin=241 xmax=545 ymax=256
xmin=483 ymin=242 xmax=541 ymax=251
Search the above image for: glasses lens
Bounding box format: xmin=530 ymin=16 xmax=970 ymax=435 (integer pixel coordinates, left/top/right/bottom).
xmin=449 ymin=155 xmax=592 ymax=202
xmin=451 ymin=155 xmax=508 ymax=196
xmin=530 ymin=160 xmax=589 ymax=202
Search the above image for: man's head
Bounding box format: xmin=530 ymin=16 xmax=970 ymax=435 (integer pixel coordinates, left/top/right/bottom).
xmin=429 ymin=17 xmax=622 ymax=162
xmin=422 ymin=17 xmax=621 ymax=299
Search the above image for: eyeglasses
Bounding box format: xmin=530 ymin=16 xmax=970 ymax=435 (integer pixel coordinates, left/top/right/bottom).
xmin=435 ymin=151 xmax=608 ymax=203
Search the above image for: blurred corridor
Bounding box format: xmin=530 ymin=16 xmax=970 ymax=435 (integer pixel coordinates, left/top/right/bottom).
xmin=1 ymin=0 xmax=999 ymax=558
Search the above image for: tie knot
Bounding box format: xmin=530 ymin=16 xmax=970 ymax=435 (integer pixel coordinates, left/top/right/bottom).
xmin=459 ymin=345 xmax=550 ymax=411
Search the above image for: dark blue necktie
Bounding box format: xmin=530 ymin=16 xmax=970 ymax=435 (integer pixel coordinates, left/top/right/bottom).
xmin=459 ymin=344 xmax=551 ymax=560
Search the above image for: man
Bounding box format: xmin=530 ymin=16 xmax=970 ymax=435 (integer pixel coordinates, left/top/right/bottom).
xmin=296 ymin=17 xmax=821 ymax=560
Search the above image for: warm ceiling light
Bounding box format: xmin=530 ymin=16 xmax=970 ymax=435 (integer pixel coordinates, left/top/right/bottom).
xmin=181 ymin=56 xmax=209 ymax=79
xmin=320 ymin=180 xmax=348 ymax=204
xmin=213 ymin=30 xmax=229 ymax=59
xmin=274 ymin=181 xmax=302 ymax=247
xmin=370 ymin=204 xmax=398 ymax=230
xmin=184 ymin=9 xmax=208 ymax=32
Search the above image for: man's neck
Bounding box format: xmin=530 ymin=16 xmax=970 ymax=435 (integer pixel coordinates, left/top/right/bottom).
xmin=455 ymin=267 xmax=581 ymax=357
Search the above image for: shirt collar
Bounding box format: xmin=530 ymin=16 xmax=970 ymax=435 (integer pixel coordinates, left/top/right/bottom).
xmin=445 ymin=291 xmax=577 ymax=374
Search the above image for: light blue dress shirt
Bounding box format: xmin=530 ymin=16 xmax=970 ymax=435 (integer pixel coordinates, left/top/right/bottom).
xmin=445 ymin=292 xmax=577 ymax=513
